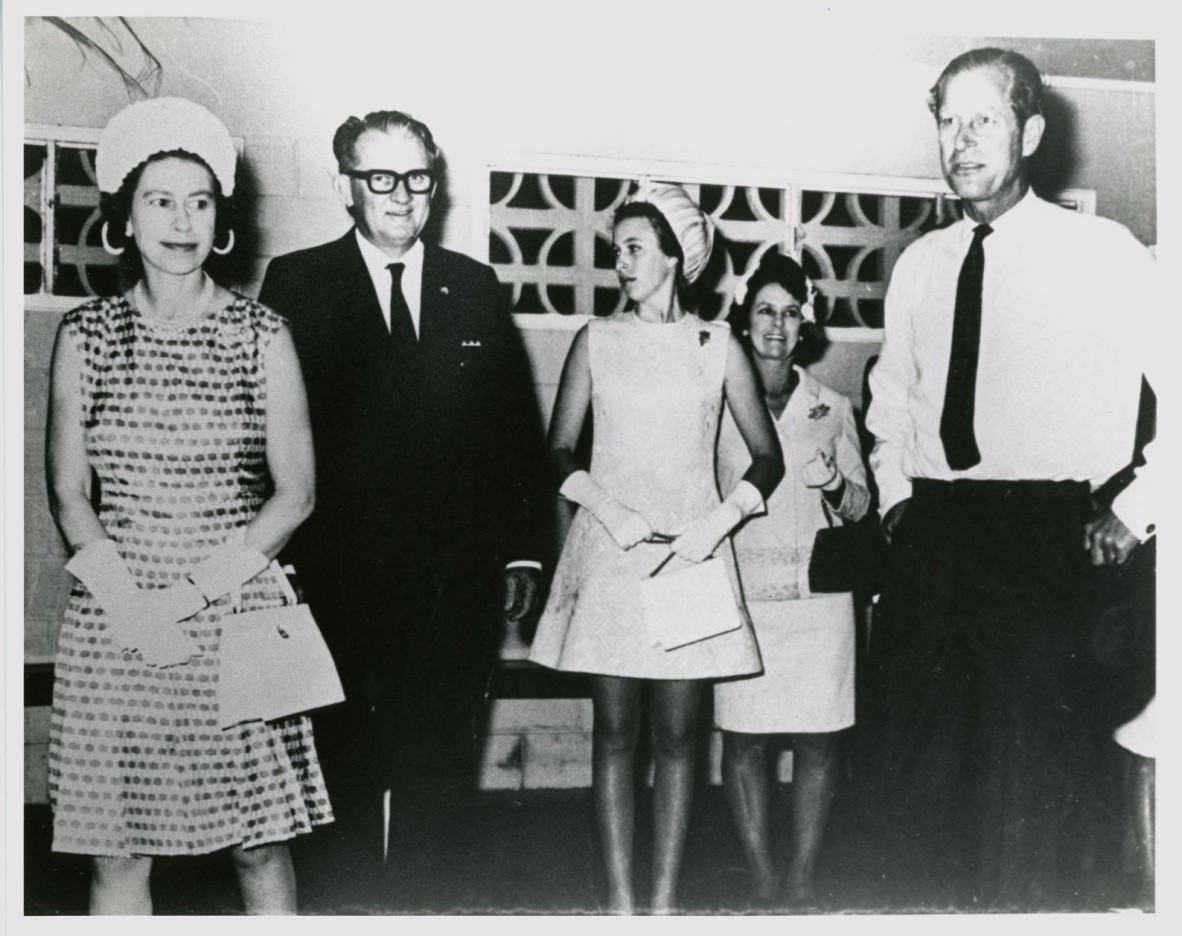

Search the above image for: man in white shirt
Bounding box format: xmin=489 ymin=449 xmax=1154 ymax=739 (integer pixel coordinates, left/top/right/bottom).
xmin=259 ymin=111 xmax=548 ymax=885
xmin=865 ymin=48 xmax=1156 ymax=911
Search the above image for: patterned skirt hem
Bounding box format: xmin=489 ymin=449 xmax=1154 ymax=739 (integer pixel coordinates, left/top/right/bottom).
xmin=50 ymin=814 xmax=334 ymax=859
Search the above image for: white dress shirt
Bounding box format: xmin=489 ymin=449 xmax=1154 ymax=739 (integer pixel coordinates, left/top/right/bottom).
xmin=867 ymin=190 xmax=1158 ymax=538
xmin=355 ymin=229 xmax=424 ymax=337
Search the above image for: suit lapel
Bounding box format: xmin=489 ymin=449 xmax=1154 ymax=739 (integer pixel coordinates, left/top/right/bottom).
xmin=420 ymin=244 xmax=445 ymax=348
xmin=339 ymin=229 xmax=394 ymax=346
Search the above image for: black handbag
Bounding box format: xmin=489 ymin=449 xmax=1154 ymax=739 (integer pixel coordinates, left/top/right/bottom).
xmin=807 ymin=501 xmax=890 ymax=595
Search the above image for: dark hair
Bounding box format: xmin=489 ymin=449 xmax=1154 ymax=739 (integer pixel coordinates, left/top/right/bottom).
xmin=928 ymin=47 xmax=1044 ymax=126
xmin=612 ymin=200 xmax=687 ymax=294
xmin=98 ymin=149 xmax=236 ymax=288
xmin=332 ymin=110 xmax=443 ymax=173
xmin=730 ymin=252 xmax=828 ymax=366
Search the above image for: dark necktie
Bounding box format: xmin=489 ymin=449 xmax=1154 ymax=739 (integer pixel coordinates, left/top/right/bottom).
xmin=387 ymin=262 xmax=418 ymax=349
xmin=939 ymin=223 xmax=992 ymax=470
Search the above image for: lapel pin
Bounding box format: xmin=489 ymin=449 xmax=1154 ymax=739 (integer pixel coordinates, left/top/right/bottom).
xmin=440 ymin=286 xmax=450 ymax=295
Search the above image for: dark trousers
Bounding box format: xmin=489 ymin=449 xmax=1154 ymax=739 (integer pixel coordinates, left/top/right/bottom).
xmin=872 ymin=479 xmax=1099 ymax=910
xmin=303 ymin=539 xmax=501 ymax=868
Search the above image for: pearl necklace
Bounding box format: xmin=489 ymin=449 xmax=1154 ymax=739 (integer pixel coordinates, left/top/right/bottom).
xmin=133 ymin=272 xmax=215 ymax=331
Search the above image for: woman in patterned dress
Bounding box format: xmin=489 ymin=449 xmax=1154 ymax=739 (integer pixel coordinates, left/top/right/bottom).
xmin=46 ymin=98 xmax=330 ymax=914
xmin=529 ymin=184 xmax=783 ymax=913
xmin=713 ymin=253 xmax=870 ymax=908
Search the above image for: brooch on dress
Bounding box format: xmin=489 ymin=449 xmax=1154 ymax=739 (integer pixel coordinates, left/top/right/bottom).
xmin=808 ymin=403 xmax=831 ymax=420
xmin=216 ymin=320 xmax=251 ymax=350
xmin=699 ymin=330 xmax=711 ymax=346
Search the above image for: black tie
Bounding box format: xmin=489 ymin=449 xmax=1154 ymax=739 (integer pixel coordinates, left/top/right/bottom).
xmin=387 ymin=262 xmax=418 ymax=349
xmin=940 ymin=223 xmax=992 ymax=470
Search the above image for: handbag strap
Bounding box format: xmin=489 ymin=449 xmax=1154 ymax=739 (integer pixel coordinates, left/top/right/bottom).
xmin=229 ymin=559 xmax=296 ymax=612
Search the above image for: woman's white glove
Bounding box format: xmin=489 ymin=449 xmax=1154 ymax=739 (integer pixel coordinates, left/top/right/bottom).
xmin=185 ymin=540 xmax=270 ymax=603
xmin=801 ymin=445 xmax=842 ymax=491
xmin=65 ymin=539 xmax=203 ymax=667
xmin=671 ymin=480 xmax=765 ymax=563
xmin=560 ymin=470 xmax=653 ymax=550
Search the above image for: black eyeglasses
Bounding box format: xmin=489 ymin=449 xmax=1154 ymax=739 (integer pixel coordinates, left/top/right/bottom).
xmin=344 ymin=168 xmax=435 ymax=195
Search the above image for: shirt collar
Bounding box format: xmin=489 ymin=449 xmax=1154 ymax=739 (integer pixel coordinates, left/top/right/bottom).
xmin=354 ymin=228 xmax=425 ymax=284
xmin=954 ymin=186 xmax=1041 ymax=243
xmin=986 ymin=186 xmax=1041 ymax=234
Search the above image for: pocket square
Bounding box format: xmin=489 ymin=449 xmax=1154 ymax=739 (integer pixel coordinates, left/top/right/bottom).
xmin=461 ymin=340 xmax=483 ymax=348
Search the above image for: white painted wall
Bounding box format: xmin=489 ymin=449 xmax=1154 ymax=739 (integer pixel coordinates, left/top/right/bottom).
xmin=23 ymin=15 xmax=1157 ymax=255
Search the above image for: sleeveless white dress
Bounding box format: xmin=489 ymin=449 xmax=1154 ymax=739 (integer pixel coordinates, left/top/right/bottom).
xmin=529 ymin=313 xmax=762 ymax=679
xmin=713 ymin=369 xmax=869 ymax=733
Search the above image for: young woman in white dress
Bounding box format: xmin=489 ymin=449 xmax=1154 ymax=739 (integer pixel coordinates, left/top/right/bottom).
xmin=530 ymin=184 xmax=783 ymax=913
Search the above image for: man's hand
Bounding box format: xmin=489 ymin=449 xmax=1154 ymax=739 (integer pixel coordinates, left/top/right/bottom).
xmin=503 ymin=567 xmax=543 ymax=621
xmin=881 ymin=499 xmax=910 ymax=546
xmin=1085 ymin=509 xmax=1143 ymax=566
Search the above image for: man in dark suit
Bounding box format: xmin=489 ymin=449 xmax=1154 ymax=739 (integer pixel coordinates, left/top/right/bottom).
xmin=258 ymin=111 xmax=546 ymax=872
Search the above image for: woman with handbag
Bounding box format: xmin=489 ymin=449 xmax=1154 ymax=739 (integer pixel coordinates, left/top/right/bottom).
xmin=45 ymin=97 xmax=331 ymax=914
xmin=529 ymin=183 xmax=783 ymax=913
xmin=713 ymin=252 xmax=870 ymax=908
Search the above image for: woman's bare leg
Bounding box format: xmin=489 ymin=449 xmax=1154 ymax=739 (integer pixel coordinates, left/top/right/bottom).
xmin=592 ymin=675 xmax=642 ymax=914
xmin=230 ymin=842 xmax=297 ymax=914
xmin=721 ymin=729 xmax=777 ymax=902
xmin=784 ymin=731 xmax=839 ymax=904
xmin=649 ymin=679 xmax=704 ymax=914
xmin=91 ymin=855 xmax=153 ymax=915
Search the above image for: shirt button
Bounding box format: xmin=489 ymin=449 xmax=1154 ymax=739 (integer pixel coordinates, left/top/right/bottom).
xmin=1146 ymin=523 xmax=1156 ymax=535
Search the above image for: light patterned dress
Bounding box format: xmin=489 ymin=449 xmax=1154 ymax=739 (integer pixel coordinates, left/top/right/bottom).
xmin=714 ymin=368 xmax=870 ymax=733
xmin=48 ymin=294 xmax=333 ymax=857
xmin=529 ymin=313 xmax=762 ymax=679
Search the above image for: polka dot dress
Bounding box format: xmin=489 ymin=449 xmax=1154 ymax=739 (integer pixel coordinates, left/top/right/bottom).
xmin=48 ymin=294 xmax=333 ymax=857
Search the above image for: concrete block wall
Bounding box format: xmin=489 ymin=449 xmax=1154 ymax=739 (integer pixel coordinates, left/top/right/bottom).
xmin=479 ymin=699 xmax=594 ymax=791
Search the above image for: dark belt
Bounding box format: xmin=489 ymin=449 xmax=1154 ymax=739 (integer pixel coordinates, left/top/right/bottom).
xmin=912 ymin=478 xmax=1090 ymax=502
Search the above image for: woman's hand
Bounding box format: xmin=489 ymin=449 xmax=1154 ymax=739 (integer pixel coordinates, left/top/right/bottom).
xmin=801 ymin=445 xmax=842 ymax=490
xmin=597 ymin=500 xmax=655 ymax=550
xmin=559 ymin=469 xmax=653 ymax=550
xmin=670 ymin=481 xmax=765 ymax=563
xmin=112 ymin=583 xmax=206 ymax=667
xmin=108 ymin=613 xmax=202 ymax=668
xmin=670 ymin=508 xmax=735 ymax=563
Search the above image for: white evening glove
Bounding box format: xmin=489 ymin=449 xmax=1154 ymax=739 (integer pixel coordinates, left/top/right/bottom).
xmin=185 ymin=538 xmax=271 ymax=603
xmin=66 ymin=539 xmax=202 ymax=667
xmin=670 ymin=480 xmax=766 ymax=563
xmin=801 ymin=445 xmax=843 ymax=491
xmin=560 ymin=470 xmax=653 ymax=549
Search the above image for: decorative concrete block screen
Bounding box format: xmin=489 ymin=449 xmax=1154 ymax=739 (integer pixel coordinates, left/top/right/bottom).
xmin=488 ymin=167 xmax=1101 ymax=330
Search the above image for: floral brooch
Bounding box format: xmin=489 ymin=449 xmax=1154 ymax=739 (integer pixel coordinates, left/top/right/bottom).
xmin=216 ymin=320 xmax=251 ymax=350
xmin=808 ymin=402 xmax=830 ymax=421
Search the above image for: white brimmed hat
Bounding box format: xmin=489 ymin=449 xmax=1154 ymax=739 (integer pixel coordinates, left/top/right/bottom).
xmin=96 ymin=97 xmax=237 ymax=196
xmin=623 ymin=182 xmax=714 ymax=285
